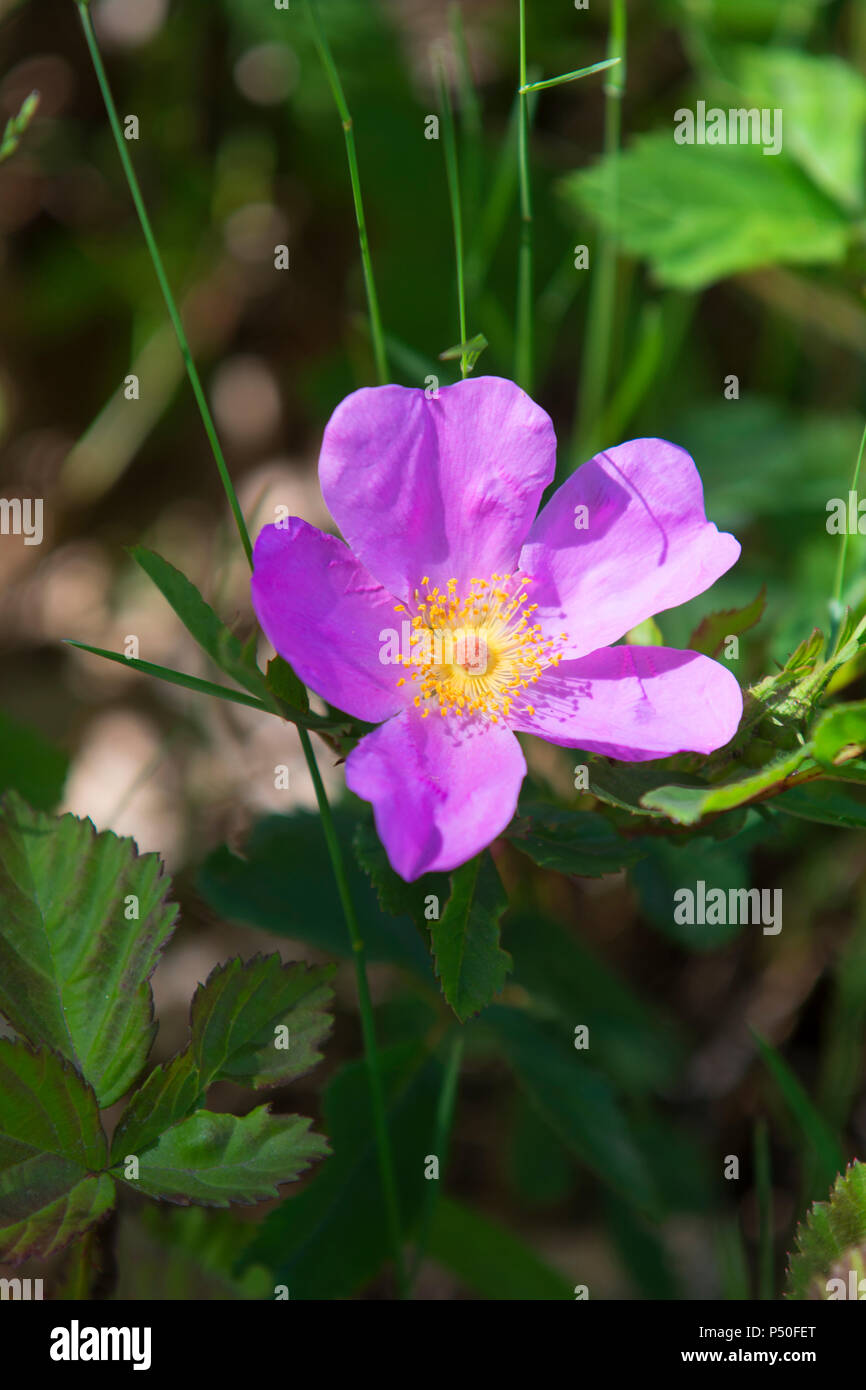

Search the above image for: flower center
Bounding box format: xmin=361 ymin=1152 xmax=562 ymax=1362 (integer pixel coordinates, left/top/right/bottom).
xmin=394 ymin=573 xmax=565 ymax=722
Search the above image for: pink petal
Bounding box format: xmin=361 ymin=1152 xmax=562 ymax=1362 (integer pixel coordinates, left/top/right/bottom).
xmin=509 ymin=645 xmax=743 ymax=760
xmin=251 ymin=520 xmax=408 ymax=724
xmin=345 ymin=708 xmax=527 ymax=881
xmin=519 ymin=438 xmax=740 ymax=658
xmin=318 ymin=376 xmax=556 ymax=601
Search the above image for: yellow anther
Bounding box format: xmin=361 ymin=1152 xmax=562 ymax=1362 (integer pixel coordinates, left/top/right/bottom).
xmin=395 ymin=569 xmax=565 ymax=724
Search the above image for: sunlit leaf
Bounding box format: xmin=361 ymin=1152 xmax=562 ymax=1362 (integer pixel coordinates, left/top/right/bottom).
xmin=114 ymin=1107 xmax=328 ymax=1206
xmin=787 ymin=1162 xmax=866 ymax=1300
xmin=688 ymin=587 xmax=766 ymax=658
xmin=563 ymin=134 xmax=849 ymax=290
xmin=736 ymin=48 xmax=866 ymax=211
xmin=111 ymin=956 xmax=334 ymax=1160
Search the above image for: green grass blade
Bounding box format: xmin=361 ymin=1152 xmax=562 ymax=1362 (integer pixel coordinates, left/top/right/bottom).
xmin=753 ymin=1031 xmax=844 ymax=1195
xmin=64 ymin=641 xmax=270 ymax=713
xmin=519 ymin=57 xmax=621 ymax=93
xmin=753 ymin=1118 xmax=775 ymax=1299
xmin=436 ymin=53 xmax=470 ymax=377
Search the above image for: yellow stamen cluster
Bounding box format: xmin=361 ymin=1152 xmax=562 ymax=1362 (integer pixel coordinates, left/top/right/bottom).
xmin=394 ymin=573 xmax=566 ymax=722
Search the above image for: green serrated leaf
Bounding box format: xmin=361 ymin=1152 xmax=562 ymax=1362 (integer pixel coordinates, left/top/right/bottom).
xmin=688 ymin=587 xmax=766 ymax=658
xmin=111 ymin=956 xmax=334 ymax=1162
xmin=0 ymin=1042 xmax=114 ymax=1262
xmin=431 ymin=853 xmax=511 ymax=1022
xmin=486 ymin=1006 xmax=660 ymax=1215
xmin=189 ymin=956 xmax=334 ymax=1090
xmin=563 ymin=134 xmax=849 ymax=290
xmin=110 ymin=1050 xmax=201 ymax=1164
xmin=114 ymin=1106 xmax=328 ymax=1206
xmin=0 ymin=793 xmax=178 ymax=1106
xmin=735 ymin=48 xmax=866 ymax=212
xmin=506 ymin=803 xmax=646 ymax=877
xmin=353 ymin=820 xmax=450 ymax=926
xmin=787 ymin=1162 xmax=866 ymax=1299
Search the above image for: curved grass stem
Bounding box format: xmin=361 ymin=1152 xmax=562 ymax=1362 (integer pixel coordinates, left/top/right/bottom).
xmin=437 ymin=53 xmax=469 ymax=377
xmin=515 ymin=0 xmax=533 ymax=392
xmin=303 ymin=0 xmax=388 ymax=386
xmin=573 ymin=0 xmax=627 ymax=466
xmin=75 ymin=0 xmax=252 ymax=566
xmin=76 ymin=0 xmax=407 ymax=1297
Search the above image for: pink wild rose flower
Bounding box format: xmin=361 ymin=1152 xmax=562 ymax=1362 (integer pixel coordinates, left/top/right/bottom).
xmin=251 ymin=376 xmax=743 ymax=881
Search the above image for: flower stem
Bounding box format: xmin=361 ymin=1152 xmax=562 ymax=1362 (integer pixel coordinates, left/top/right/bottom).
xmin=515 ymin=0 xmax=533 ymax=393
xmin=76 ymin=0 xmax=406 ymax=1297
xmin=409 ymin=1031 xmax=463 ymax=1290
xmin=303 ymin=0 xmax=388 ymax=386
xmin=436 ymin=54 xmax=469 ymax=377
xmin=573 ymin=0 xmax=626 ymax=466
xmin=297 ymin=725 xmax=409 ymax=1297
xmin=74 ymin=0 xmax=252 ymax=567
xmin=831 ymin=418 xmax=866 ymax=613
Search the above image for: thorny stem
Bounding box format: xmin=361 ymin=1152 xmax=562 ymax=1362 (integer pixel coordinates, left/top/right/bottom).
xmin=303 ymin=0 xmax=389 ymax=385
xmin=76 ymin=0 xmax=407 ymax=1296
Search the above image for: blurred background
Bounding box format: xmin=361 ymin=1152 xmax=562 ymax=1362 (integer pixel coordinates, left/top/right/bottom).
xmin=1 ymin=0 xmax=865 ymax=1299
